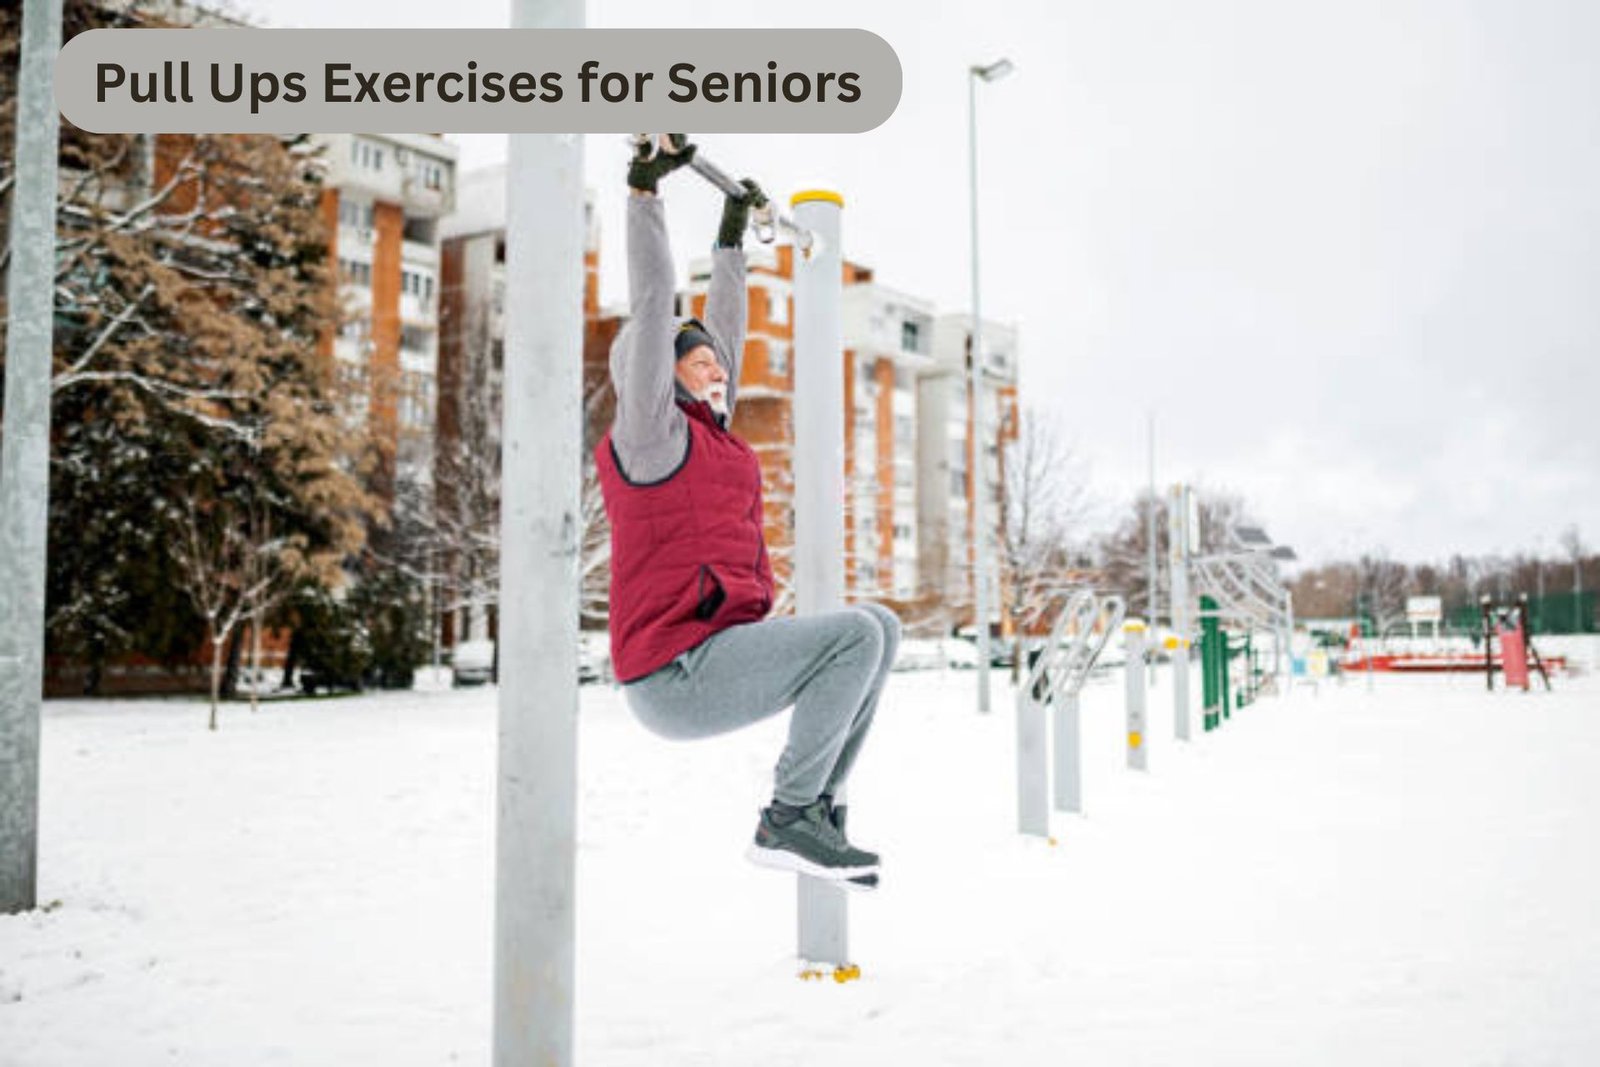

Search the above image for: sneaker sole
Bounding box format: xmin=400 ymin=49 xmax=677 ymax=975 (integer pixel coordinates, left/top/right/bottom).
xmin=745 ymin=843 xmax=880 ymax=881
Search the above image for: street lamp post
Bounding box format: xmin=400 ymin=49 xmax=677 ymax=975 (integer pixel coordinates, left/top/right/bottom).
xmin=968 ymin=56 xmax=1013 ymax=715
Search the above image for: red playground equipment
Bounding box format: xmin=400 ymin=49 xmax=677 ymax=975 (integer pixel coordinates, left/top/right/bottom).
xmin=1481 ymin=595 xmax=1552 ymax=692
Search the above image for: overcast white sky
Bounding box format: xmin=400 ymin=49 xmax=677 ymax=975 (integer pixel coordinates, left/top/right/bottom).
xmin=221 ymin=0 xmax=1600 ymax=564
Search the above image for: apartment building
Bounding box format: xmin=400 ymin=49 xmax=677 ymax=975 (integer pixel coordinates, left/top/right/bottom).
xmin=839 ymin=280 xmax=938 ymax=601
xmin=435 ymin=166 xmax=602 ymax=645
xmin=923 ymin=315 xmax=1021 ymax=622
xmin=315 ymin=133 xmax=458 ymax=489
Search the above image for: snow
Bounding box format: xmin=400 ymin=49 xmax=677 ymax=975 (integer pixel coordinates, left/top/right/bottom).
xmin=4 ymin=664 xmax=1600 ymax=1065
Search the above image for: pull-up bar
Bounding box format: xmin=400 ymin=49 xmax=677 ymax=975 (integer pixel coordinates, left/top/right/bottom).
xmin=629 ymin=133 xmax=819 ymax=254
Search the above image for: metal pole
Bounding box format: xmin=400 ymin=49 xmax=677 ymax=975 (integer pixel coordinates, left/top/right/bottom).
xmin=1168 ymin=486 xmax=1191 ymax=742
xmin=1146 ymin=412 xmax=1158 ymax=640
xmin=967 ymin=70 xmax=993 ymax=715
xmin=1052 ymin=692 xmax=1082 ymax=813
xmin=1016 ymin=678 xmax=1048 ymax=836
xmin=792 ymin=191 xmax=849 ymax=966
xmin=0 ymin=0 xmax=63 ymax=916
xmin=494 ymin=3 xmax=583 ymax=1063
xmin=1280 ymin=591 xmax=1295 ymax=698
xmin=1124 ymin=620 xmax=1148 ymax=770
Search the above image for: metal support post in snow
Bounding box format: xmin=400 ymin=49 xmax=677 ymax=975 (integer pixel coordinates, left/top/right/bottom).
xmin=967 ymin=70 xmax=995 ymax=717
xmin=0 ymin=0 xmax=63 ymax=916
xmin=1016 ymin=592 xmax=1086 ymax=837
xmin=791 ymin=190 xmax=849 ymax=966
xmin=494 ymin=3 xmax=583 ymax=1065
xmin=1124 ymin=620 xmax=1149 ymax=771
xmin=1049 ymin=595 xmax=1124 ymax=818
xmin=1281 ymin=590 xmax=1295 ymax=698
xmin=1016 ymin=590 xmax=1124 ymax=837
xmin=1167 ymin=486 xmax=1192 ymax=742
xmin=1145 ymin=412 xmax=1158 ymax=681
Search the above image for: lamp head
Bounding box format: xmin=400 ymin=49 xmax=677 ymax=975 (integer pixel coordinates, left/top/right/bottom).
xmin=972 ymin=58 xmax=1015 ymax=82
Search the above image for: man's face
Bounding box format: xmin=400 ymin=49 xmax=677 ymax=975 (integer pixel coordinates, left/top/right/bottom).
xmin=675 ymin=345 xmax=728 ymax=413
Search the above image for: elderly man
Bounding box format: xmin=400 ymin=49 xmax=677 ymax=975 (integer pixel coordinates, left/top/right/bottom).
xmin=596 ymin=136 xmax=900 ymax=886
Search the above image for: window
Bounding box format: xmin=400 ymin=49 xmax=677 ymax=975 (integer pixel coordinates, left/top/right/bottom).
xmin=340 ymin=259 xmax=371 ymax=288
xmin=373 ymin=148 xmax=383 ymax=172
xmin=401 ymin=325 xmax=430 ymax=353
xmin=768 ymin=288 xmax=789 ymax=325
xmin=768 ymin=342 xmax=789 ymax=377
xmin=901 ymin=319 xmax=921 ymax=353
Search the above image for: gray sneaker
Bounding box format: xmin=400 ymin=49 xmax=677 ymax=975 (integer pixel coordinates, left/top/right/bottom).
xmin=746 ymin=799 xmax=880 ymax=880
xmin=827 ymin=802 xmax=880 ymax=892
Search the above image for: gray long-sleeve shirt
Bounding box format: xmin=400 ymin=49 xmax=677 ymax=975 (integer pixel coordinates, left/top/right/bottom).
xmin=608 ymin=193 xmax=748 ymax=484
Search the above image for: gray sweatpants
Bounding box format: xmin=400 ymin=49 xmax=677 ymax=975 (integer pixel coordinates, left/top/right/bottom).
xmin=624 ymin=603 xmax=902 ymax=807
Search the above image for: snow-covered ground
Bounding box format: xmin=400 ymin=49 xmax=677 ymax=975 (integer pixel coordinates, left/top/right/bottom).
xmin=4 ymin=664 xmax=1599 ymax=1066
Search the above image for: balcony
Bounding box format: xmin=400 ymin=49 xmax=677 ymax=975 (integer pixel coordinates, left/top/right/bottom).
xmin=401 ymin=238 xmax=437 ymax=266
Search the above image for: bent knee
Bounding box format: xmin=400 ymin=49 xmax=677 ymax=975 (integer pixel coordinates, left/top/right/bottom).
xmin=853 ymin=602 xmax=903 ymax=647
xmin=834 ymin=608 xmax=885 ymax=661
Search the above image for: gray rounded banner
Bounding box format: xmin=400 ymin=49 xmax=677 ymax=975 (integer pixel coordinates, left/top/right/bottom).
xmin=55 ymin=28 xmax=902 ymax=134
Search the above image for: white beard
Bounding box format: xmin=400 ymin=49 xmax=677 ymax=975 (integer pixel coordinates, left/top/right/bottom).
xmin=703 ymin=384 xmax=729 ymax=418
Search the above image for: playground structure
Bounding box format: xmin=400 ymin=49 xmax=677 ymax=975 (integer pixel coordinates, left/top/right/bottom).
xmin=1481 ymin=595 xmax=1552 ymax=692
xmin=1015 ymin=590 xmax=1125 ymax=837
xmin=1168 ymin=485 xmax=1297 ymax=733
xmin=1341 ymin=593 xmax=1567 ymax=679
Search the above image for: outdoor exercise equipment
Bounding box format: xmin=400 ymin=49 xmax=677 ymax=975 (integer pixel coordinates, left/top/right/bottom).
xmin=1480 ymin=594 xmax=1552 ymax=693
xmin=790 ymin=189 xmax=850 ymax=969
xmin=1 ymin=0 xmax=64 ymax=917
xmin=496 ymin=6 xmax=585 ymax=1066
xmin=1168 ymin=485 xmax=1296 ymax=732
xmin=629 ymin=133 xmax=818 ymax=254
xmin=496 ymin=113 xmax=848 ymax=1062
xmin=1016 ymin=590 xmax=1125 ymax=837
xmin=1123 ymin=620 xmax=1149 ymax=771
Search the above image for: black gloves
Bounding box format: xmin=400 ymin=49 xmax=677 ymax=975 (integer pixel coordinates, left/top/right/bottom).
xmin=717 ymin=178 xmax=769 ymax=249
xmin=628 ymin=134 xmax=696 ymax=194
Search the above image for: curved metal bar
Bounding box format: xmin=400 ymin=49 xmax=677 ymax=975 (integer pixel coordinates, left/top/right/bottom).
xmin=1193 ymin=561 xmax=1282 ymax=630
xmin=629 ymin=134 xmax=819 ymax=253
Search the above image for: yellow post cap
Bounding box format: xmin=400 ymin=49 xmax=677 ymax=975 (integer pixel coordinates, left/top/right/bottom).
xmin=1123 ymin=620 xmax=1148 ymax=633
xmin=790 ymin=189 xmax=845 ymax=209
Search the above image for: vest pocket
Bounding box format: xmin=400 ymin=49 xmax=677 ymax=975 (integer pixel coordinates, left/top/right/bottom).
xmin=694 ymin=564 xmax=727 ymax=621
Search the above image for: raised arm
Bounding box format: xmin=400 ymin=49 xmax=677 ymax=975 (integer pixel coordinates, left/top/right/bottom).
xmin=702 ymin=245 xmax=748 ymax=412
xmin=608 ymin=142 xmax=696 ymax=483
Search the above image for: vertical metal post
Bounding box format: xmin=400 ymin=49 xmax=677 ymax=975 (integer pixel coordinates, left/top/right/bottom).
xmin=1146 ymin=413 xmax=1158 ymax=642
xmin=0 ymin=0 xmax=63 ymax=916
xmin=1015 ymin=668 xmax=1048 ymax=837
xmin=1200 ymin=595 xmax=1220 ymax=731
xmin=1051 ymin=693 xmax=1082 ymax=813
xmin=494 ymin=2 xmax=583 ymax=1063
xmin=1124 ymin=621 xmax=1148 ymax=770
xmin=1280 ymin=591 xmax=1295 ymax=698
xmin=792 ymin=191 xmax=849 ymax=965
xmin=966 ymin=72 xmax=993 ymax=715
xmin=1168 ymin=487 xmax=1191 ymax=742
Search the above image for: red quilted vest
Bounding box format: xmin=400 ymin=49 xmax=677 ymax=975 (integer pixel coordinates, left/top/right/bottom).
xmin=596 ymin=400 xmax=775 ymax=683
